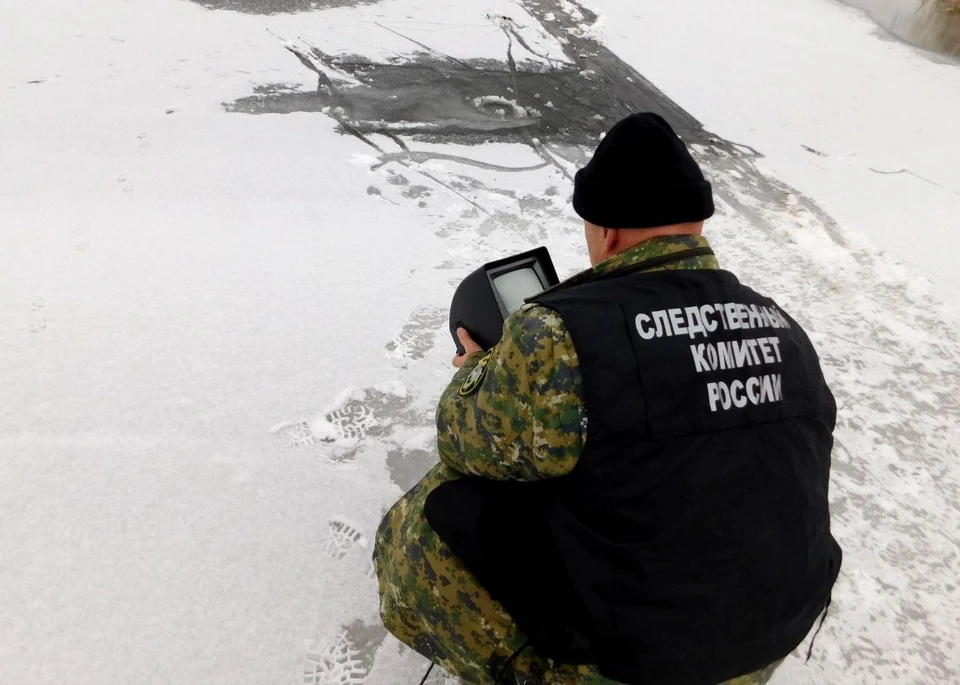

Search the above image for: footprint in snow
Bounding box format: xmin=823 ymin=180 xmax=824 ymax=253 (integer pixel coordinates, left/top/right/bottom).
xmin=385 ymin=306 xmax=447 ymax=365
xmin=373 ymin=169 xmax=435 ymax=209
xmin=326 ymin=400 xmax=377 ymax=441
xmin=385 ymin=171 xmax=409 ymax=186
xmin=273 ymin=398 xmax=377 ymax=461
xmin=303 ymin=632 xmax=367 ymax=685
xmin=275 ymin=421 xmax=320 ymax=450
xmin=322 ymin=518 xmax=368 ymax=560
xmin=303 ymin=620 xmax=387 ymax=685
xmin=403 ymin=185 xmax=432 ymax=201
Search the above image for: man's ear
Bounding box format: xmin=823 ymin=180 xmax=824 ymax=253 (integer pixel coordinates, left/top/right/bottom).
xmin=605 ymin=227 xmax=620 ymax=254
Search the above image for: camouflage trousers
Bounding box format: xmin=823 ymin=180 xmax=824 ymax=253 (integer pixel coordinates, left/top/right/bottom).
xmin=374 ymin=463 xmax=783 ymax=685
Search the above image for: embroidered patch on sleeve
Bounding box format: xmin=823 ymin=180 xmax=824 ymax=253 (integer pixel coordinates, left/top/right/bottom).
xmin=458 ymin=353 xmax=492 ymax=397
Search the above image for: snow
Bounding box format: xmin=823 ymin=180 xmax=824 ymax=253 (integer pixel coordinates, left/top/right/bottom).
xmin=2 ymin=0 xmax=959 ymax=683
xmin=591 ymin=0 xmax=960 ymax=310
xmin=256 ymin=0 xmax=572 ymax=67
xmin=282 ymin=38 xmax=366 ymax=86
xmin=1 ymin=1 xmax=439 ymax=681
xmin=471 ymin=96 xmax=534 ymax=119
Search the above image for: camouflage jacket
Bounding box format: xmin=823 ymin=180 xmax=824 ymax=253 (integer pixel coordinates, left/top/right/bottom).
xmin=375 ymin=235 xmax=781 ymax=685
xmin=437 ymin=234 xmax=718 ymax=480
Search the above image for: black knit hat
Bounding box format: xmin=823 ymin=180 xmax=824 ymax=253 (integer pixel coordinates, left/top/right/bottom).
xmin=573 ymin=113 xmax=714 ymax=229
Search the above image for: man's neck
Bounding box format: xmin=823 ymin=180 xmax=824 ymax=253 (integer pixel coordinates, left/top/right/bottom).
xmin=605 ymin=225 xmax=704 ymax=261
xmin=596 ymin=235 xmax=715 ymax=275
xmin=538 ymin=235 xmax=718 ymax=298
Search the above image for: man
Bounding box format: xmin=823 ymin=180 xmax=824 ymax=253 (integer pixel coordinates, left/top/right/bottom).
xmin=374 ymin=112 xmax=842 ymax=685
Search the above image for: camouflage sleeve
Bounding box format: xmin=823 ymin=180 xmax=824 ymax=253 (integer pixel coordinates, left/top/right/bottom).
xmin=435 ymin=303 xmax=585 ymax=481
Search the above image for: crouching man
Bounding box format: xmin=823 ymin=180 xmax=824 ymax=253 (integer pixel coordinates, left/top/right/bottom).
xmin=374 ymin=113 xmax=842 ymax=685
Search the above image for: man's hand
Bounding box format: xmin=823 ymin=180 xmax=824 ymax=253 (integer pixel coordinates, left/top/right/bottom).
xmin=453 ymin=327 xmax=484 ymax=368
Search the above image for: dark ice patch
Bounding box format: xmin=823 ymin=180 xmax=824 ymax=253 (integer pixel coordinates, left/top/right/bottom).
xmin=223 ymin=0 xmax=707 ymax=148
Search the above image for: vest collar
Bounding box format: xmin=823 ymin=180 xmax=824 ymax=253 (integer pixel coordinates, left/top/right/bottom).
xmin=536 ymin=235 xmax=719 ymax=299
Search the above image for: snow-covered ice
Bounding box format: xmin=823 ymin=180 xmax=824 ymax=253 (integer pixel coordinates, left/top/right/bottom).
xmin=594 ymin=0 xmax=960 ymax=309
xmin=2 ymin=0 xmax=959 ymax=683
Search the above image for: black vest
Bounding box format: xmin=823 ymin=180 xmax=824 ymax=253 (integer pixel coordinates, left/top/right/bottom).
xmin=426 ymin=268 xmax=842 ymax=685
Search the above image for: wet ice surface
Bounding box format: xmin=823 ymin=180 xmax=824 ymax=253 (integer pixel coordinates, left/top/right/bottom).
xmin=2 ymin=0 xmax=960 ymax=683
